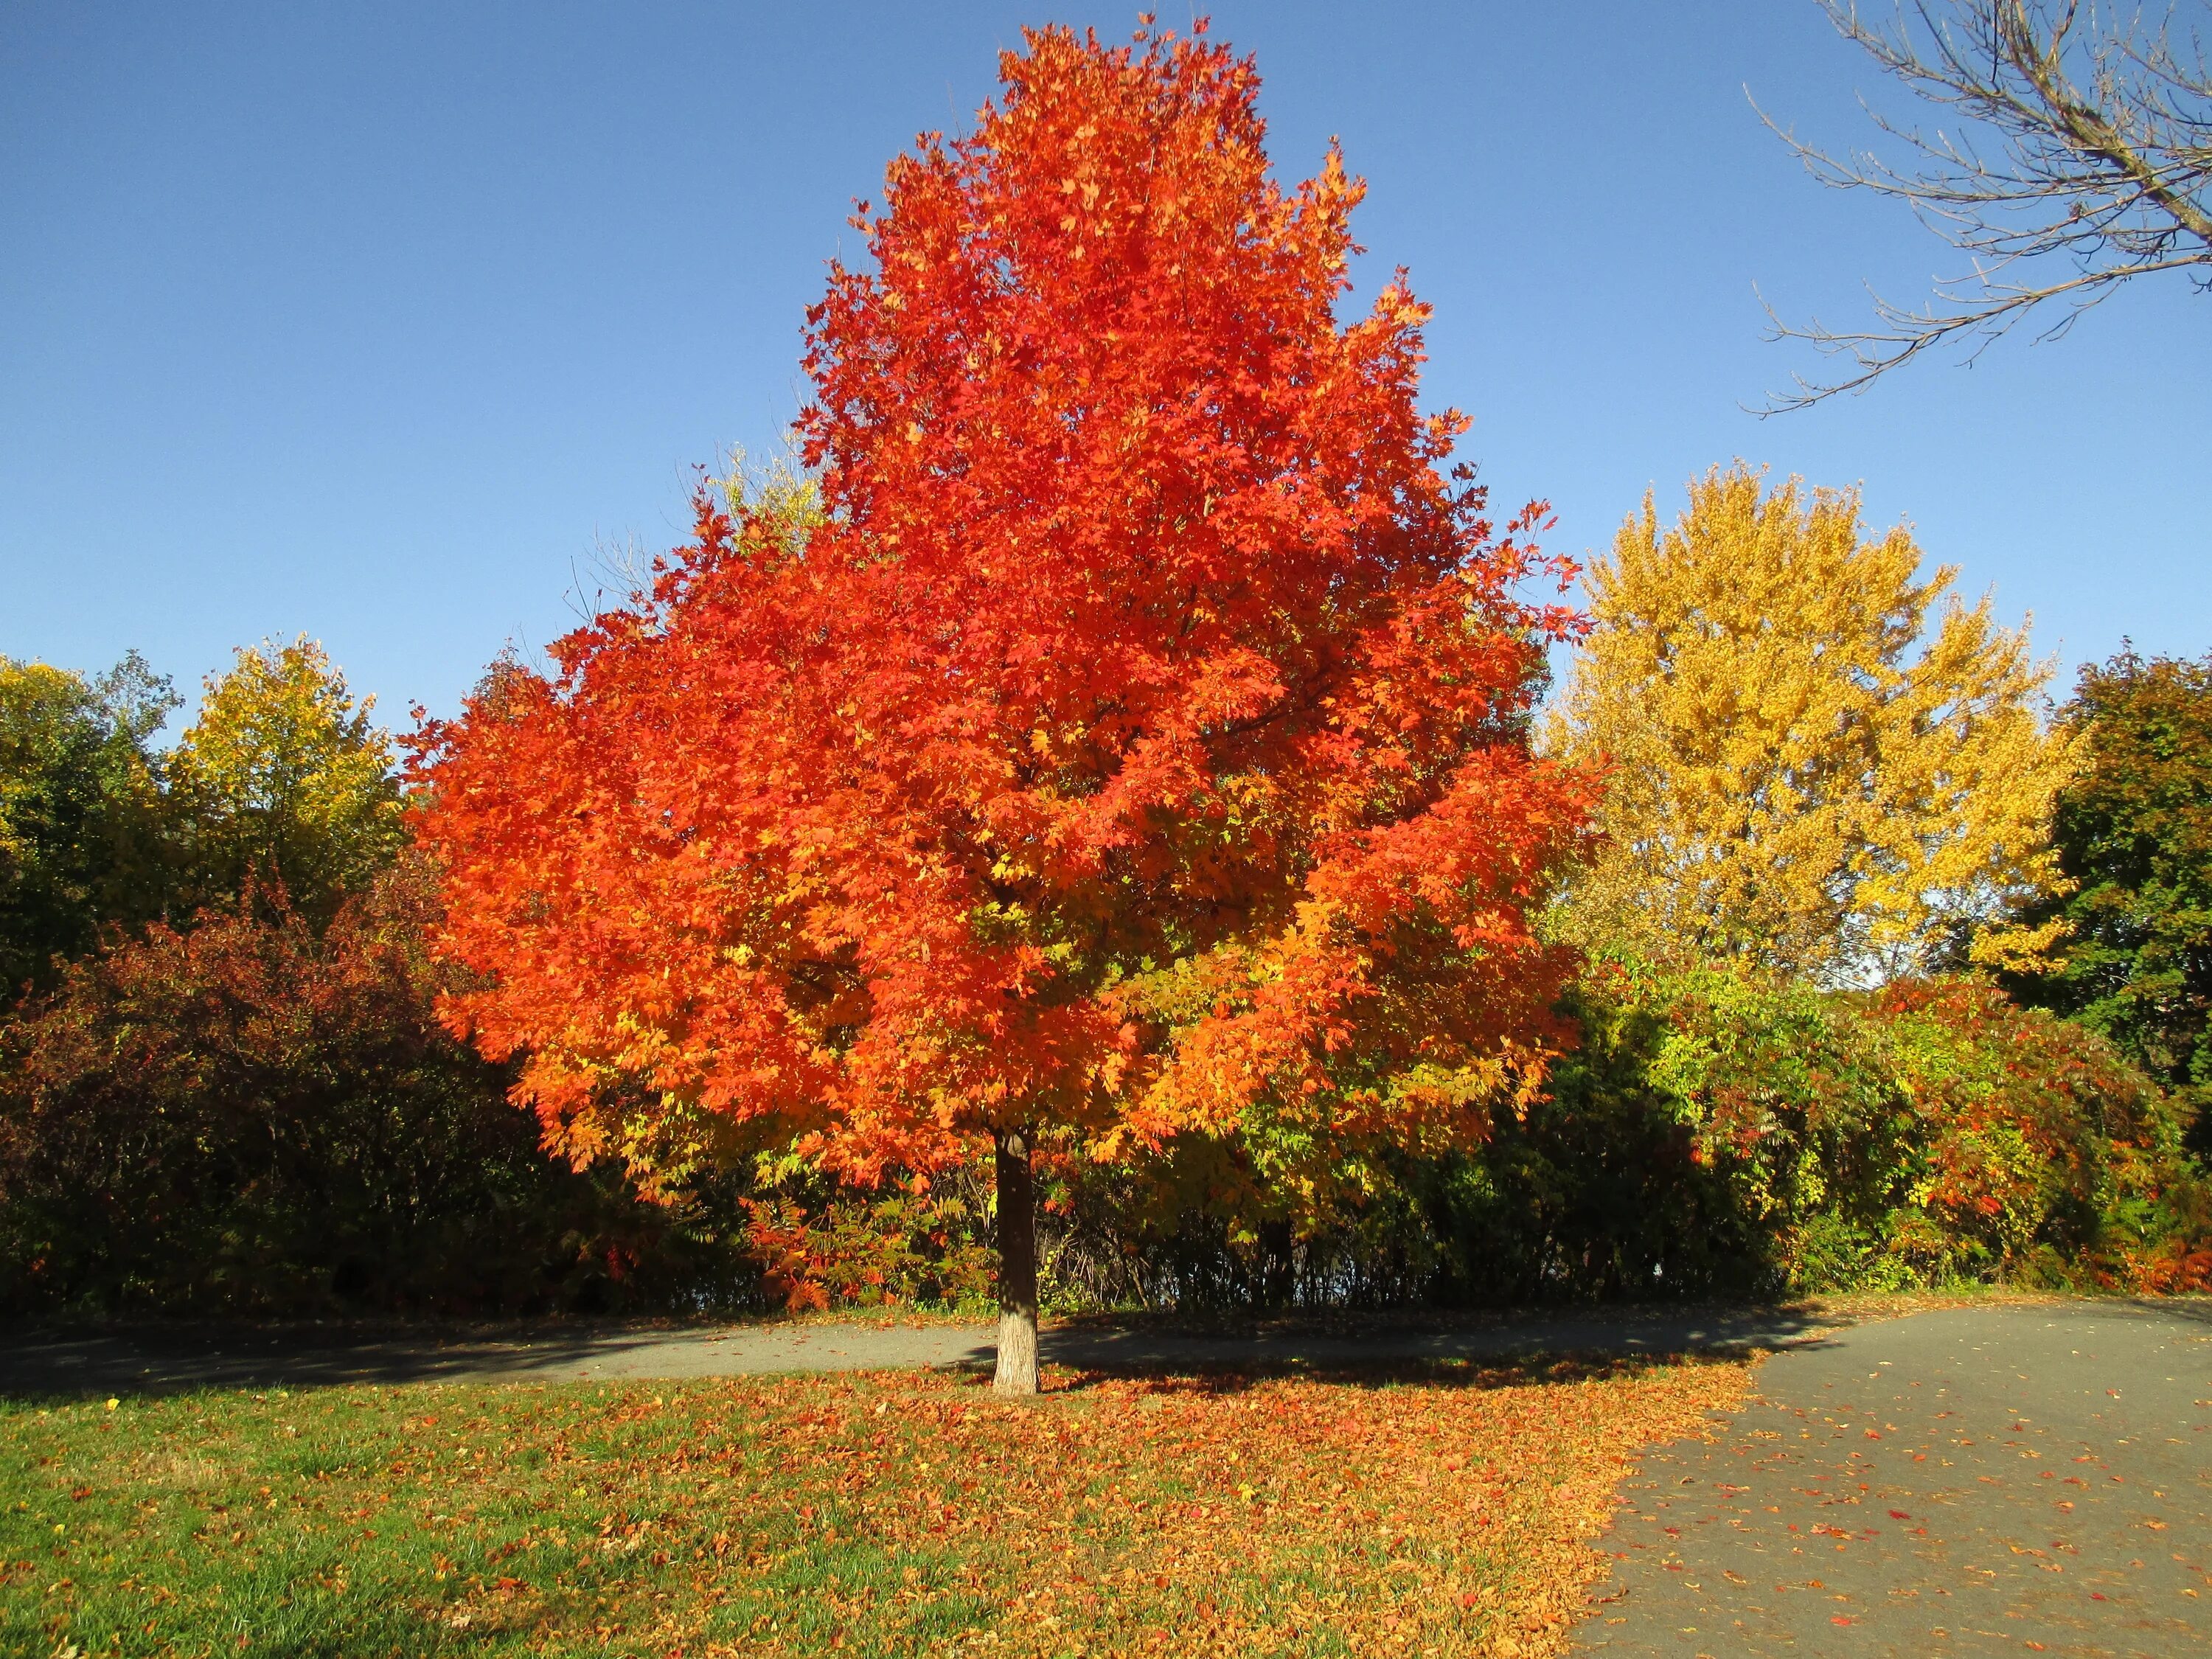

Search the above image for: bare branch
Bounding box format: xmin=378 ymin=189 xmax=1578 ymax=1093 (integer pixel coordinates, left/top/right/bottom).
xmin=1755 ymin=1 xmax=2212 ymax=412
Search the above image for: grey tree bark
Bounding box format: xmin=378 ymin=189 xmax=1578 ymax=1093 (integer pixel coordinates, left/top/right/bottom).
xmin=992 ymin=1127 xmax=1040 ymax=1397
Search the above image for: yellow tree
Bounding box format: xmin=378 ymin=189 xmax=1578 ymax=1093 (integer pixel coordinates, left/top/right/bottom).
xmin=169 ymin=639 xmax=403 ymax=921
xmin=1552 ymin=464 xmax=2076 ymax=982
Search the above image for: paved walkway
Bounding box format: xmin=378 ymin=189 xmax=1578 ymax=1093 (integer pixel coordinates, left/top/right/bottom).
xmin=9 ymin=1296 xmax=2205 ymax=1653
xmin=1573 ymin=1299 xmax=2211 ymax=1657
xmin=0 ymin=1304 xmax=1832 ymax=1394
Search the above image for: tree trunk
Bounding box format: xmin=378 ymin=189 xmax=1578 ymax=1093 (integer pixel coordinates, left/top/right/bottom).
xmin=1259 ymin=1216 xmax=1295 ymax=1310
xmin=992 ymin=1127 xmax=1040 ymax=1397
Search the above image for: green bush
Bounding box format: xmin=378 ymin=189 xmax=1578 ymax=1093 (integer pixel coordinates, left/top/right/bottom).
xmin=0 ymin=653 xmax=175 ymax=1004
xmin=1002 ymin=961 xmax=2208 ymax=1308
xmin=1416 ymin=959 xmax=2205 ymax=1298
xmin=1662 ymin=967 xmax=2198 ymax=1289
xmin=2012 ymin=647 xmax=2212 ymax=1155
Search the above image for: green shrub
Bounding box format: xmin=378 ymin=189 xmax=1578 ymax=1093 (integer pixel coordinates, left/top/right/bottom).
xmin=1576 ymin=960 xmax=2205 ymax=1293
xmin=0 ymin=653 xmax=175 ymax=1004
xmin=1007 ymin=961 xmax=2209 ymax=1308
xmin=2011 ymin=647 xmax=2212 ymax=1155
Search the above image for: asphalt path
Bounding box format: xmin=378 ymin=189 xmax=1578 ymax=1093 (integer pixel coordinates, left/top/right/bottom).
xmin=7 ymin=1297 xmax=2205 ymax=1654
xmin=1573 ymin=1299 xmax=2211 ymax=1657
xmin=0 ymin=1303 xmax=1832 ymax=1394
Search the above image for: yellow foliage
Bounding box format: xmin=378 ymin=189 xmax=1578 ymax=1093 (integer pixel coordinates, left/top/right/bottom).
xmin=1551 ymin=464 xmax=2078 ymax=982
xmin=0 ymin=661 xmax=92 ymax=871
xmin=170 ymin=639 xmax=402 ymax=915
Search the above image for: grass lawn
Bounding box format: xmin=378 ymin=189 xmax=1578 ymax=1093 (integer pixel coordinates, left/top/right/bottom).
xmin=1 ymin=1354 xmax=1748 ymax=1659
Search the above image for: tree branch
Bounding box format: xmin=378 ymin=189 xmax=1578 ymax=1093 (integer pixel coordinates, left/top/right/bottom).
xmin=1754 ymin=1 xmax=2212 ymax=412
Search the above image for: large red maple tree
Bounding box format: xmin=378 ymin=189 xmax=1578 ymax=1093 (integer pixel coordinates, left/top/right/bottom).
xmin=413 ymin=21 xmax=1595 ymax=1393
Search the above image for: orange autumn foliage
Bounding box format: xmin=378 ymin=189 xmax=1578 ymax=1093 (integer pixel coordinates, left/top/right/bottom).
xmin=411 ymin=22 xmax=1595 ymax=1195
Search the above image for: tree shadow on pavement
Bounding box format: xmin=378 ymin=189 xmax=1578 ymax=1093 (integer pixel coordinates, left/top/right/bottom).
xmin=0 ymin=1298 xmax=1854 ymax=1401
xmin=0 ymin=1321 xmax=709 ymax=1399
xmin=1003 ymin=1347 xmax=1777 ymax=1399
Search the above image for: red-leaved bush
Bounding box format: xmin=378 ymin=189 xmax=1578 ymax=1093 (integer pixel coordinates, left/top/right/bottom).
xmin=0 ymin=867 xmax=739 ymax=1315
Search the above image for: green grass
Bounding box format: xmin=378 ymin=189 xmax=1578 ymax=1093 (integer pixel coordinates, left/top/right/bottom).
xmin=0 ymin=1357 xmax=1747 ymax=1659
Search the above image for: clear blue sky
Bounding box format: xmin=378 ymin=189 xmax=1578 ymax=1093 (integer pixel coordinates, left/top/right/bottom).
xmin=4 ymin=1 xmax=2205 ymax=731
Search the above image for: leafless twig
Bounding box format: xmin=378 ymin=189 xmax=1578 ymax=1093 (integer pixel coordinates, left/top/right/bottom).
xmin=1756 ymin=1 xmax=2211 ymax=411
xmin=563 ymin=530 xmax=658 ymax=625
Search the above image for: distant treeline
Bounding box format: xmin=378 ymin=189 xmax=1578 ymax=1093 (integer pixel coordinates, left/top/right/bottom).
xmin=3 ymin=470 xmax=2208 ymax=1316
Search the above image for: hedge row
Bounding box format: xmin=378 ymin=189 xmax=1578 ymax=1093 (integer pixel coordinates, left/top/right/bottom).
xmin=6 ymin=874 xmax=2201 ymax=1315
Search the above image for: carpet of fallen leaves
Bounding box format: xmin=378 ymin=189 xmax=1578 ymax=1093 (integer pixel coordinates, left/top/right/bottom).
xmin=2 ymin=1354 xmax=1750 ymax=1658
